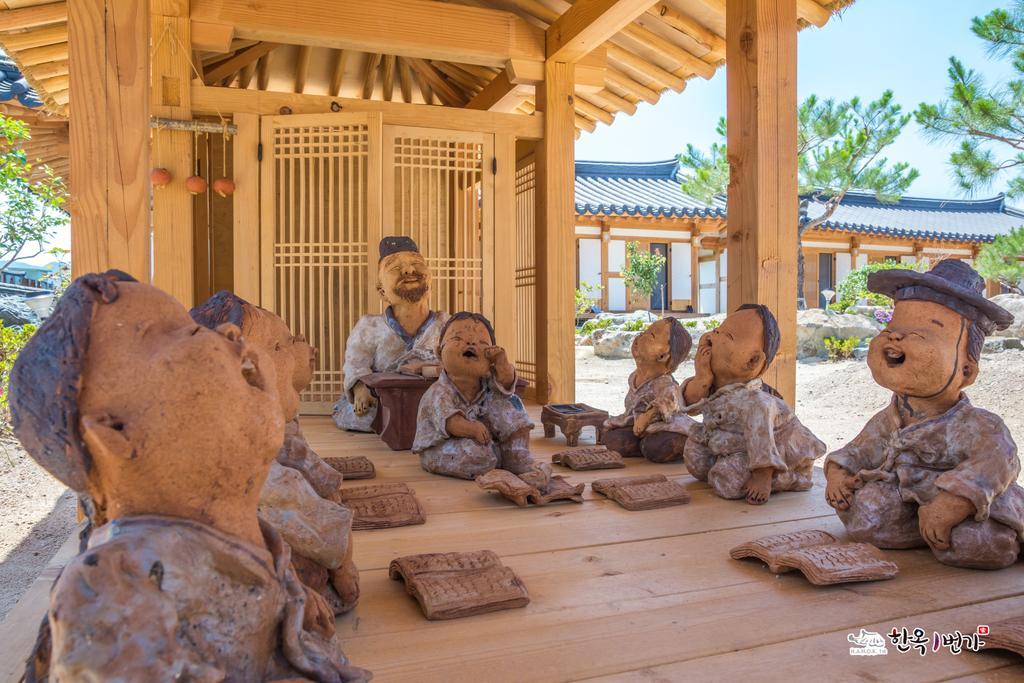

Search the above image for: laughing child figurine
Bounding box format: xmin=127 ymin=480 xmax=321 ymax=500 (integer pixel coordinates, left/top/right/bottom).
xmin=413 ymin=312 xmax=546 ymax=483
xmin=601 ymin=317 xmax=693 ymax=463
xmin=825 ymin=260 xmax=1022 ymax=569
xmin=666 ymin=304 xmax=825 ymax=504
xmin=10 ymin=272 xmax=367 ymax=682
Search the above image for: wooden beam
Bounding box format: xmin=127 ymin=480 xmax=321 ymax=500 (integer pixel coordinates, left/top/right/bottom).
xmin=294 ymin=45 xmax=311 ymax=93
xmin=329 ymin=48 xmax=347 ymax=96
xmin=381 ymin=55 xmax=396 ymax=101
xmin=256 ymin=51 xmax=271 ymax=89
xmin=191 ymin=19 xmax=234 ymax=52
xmin=797 ymin=0 xmax=831 ymax=28
xmin=191 ymin=0 xmax=545 ymax=68
xmin=508 ymin=47 xmax=605 ymax=91
xmin=466 ymin=70 xmax=531 ymax=112
xmin=406 ymin=58 xmax=467 ymax=107
xmin=0 ymin=24 xmax=67 ymax=51
xmin=646 ymin=4 xmax=725 ymax=59
xmin=726 ymin=0 xmax=798 ymax=405
xmin=192 ymin=84 xmax=544 ymax=138
xmin=534 ymin=59 xmax=576 ymax=403
xmin=233 ymin=112 xmax=260 ymax=301
xmin=238 ymin=61 xmax=255 ymax=88
xmin=151 ymin=1 xmax=194 ymax=306
xmin=69 ymin=0 xmax=149 ymax=280
xmin=397 ymin=57 xmax=413 ymax=103
xmin=0 ymin=2 xmax=66 ymax=31
xmin=546 ymin=0 xmax=657 ymax=62
xmin=203 ymin=41 xmax=277 ymax=85
xmin=362 ymin=52 xmax=381 ymax=99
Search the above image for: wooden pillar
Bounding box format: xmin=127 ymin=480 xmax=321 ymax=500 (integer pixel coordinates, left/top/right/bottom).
xmin=151 ymin=0 xmax=195 ymax=305
xmin=69 ymin=0 xmax=150 ymax=280
xmin=493 ymin=132 xmax=518 ymax=360
xmin=233 ymin=112 xmax=261 ymax=301
xmin=599 ymin=219 xmax=610 ymax=311
xmin=535 ymin=60 xmax=576 ymax=403
xmin=726 ymin=0 xmax=798 ymax=404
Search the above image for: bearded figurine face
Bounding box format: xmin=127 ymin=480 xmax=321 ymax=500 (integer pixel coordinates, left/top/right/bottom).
xmin=377 ymin=250 xmax=432 ymax=305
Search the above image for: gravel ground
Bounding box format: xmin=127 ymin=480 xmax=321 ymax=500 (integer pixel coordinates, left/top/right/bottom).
xmin=1 ymin=348 xmax=1022 ymax=621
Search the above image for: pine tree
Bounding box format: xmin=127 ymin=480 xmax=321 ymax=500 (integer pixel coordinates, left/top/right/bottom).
xmin=678 ymin=92 xmax=918 ymax=305
xmin=916 ymin=2 xmax=1024 ymax=197
xmin=976 ymin=226 xmax=1024 ymax=293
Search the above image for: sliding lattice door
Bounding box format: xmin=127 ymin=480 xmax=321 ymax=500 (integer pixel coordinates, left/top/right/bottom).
xmin=260 ymin=113 xmax=382 ymax=413
xmin=514 ymin=156 xmax=537 ymax=394
xmin=383 ymin=126 xmax=495 ymax=320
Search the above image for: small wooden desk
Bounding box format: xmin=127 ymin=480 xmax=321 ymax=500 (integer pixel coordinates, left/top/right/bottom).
xmin=540 ymin=403 xmax=608 ymax=447
xmin=360 ymin=373 xmax=528 ymax=451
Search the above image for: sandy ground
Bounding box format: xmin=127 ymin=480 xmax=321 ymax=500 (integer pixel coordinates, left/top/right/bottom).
xmin=1 ymin=349 xmax=1022 ymax=620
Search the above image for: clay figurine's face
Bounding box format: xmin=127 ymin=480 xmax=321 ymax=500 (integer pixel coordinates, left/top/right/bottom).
xmin=242 ymin=307 xmax=314 ymax=420
xmin=703 ymin=308 xmax=767 ymax=385
xmin=867 ymin=299 xmax=976 ymax=397
xmin=379 ymin=251 xmax=431 ymax=305
xmin=79 ymin=282 xmax=284 ymax=516
xmin=440 ymin=318 xmax=493 ymax=379
xmin=631 ymin=318 xmax=673 ymax=370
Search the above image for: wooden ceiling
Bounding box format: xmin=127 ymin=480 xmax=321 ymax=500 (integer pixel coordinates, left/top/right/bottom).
xmin=0 ymin=0 xmax=846 ymax=177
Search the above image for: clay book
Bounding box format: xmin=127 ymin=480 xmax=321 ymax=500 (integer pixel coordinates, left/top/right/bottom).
xmin=389 ymin=550 xmax=530 ymax=620
xmin=551 ymin=446 xmax=625 ymax=471
xmin=476 ymin=469 xmax=584 ymax=507
xmin=982 ymin=616 xmax=1024 ymax=656
xmin=334 ymin=482 xmax=426 ymax=530
xmin=323 ymin=455 xmax=376 ymax=480
xmin=730 ymin=530 xmax=900 ymax=585
xmin=591 ymin=474 xmax=691 ymax=511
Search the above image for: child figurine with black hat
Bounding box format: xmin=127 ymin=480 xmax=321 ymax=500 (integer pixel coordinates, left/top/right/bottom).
xmin=333 ymin=236 xmax=449 ymax=432
xmin=825 ymin=259 xmax=1022 ymax=569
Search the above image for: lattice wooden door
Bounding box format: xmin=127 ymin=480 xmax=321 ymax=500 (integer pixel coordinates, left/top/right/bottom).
xmin=514 ymin=156 xmax=537 ymax=395
xmin=260 ymin=113 xmax=382 ymax=413
xmin=382 ymin=126 xmax=495 ymax=320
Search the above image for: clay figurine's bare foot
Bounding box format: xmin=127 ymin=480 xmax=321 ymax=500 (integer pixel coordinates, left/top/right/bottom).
xmin=743 ymin=467 xmax=773 ymax=505
xmin=331 ymin=558 xmax=361 ymax=614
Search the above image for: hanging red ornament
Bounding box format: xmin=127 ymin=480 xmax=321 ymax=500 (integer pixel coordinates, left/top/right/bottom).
xmin=212 ymin=177 xmax=235 ymax=197
xmin=150 ymin=167 xmax=172 ymax=187
xmin=185 ymin=175 xmax=208 ymax=195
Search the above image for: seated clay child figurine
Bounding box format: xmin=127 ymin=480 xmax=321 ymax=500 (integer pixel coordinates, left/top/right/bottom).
xmin=334 ymin=236 xmax=450 ymax=432
xmin=191 ymin=291 xmax=359 ymax=616
xmin=10 ymin=272 xmax=368 ymax=682
xmin=670 ymin=304 xmax=825 ymax=505
xmin=825 ymin=260 xmax=1022 ymax=570
xmin=413 ymin=312 xmax=546 ymax=482
xmin=601 ymin=317 xmax=693 ymax=463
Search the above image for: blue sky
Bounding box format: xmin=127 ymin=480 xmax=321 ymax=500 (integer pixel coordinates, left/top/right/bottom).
xmin=575 ymin=0 xmax=1018 ymax=200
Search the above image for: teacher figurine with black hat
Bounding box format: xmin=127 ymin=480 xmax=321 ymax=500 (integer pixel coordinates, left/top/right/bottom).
xmin=824 ymin=259 xmax=1022 ymax=569
xmin=333 ymin=236 xmax=450 ymax=432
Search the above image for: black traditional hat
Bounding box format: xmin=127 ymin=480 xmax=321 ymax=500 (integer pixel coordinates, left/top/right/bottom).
xmin=379 ymin=236 xmax=419 ymax=261
xmin=868 ymin=259 xmax=1014 ymax=334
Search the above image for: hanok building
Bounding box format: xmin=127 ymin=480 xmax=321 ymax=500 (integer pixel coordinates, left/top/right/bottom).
xmin=575 ymin=159 xmax=1023 ymax=314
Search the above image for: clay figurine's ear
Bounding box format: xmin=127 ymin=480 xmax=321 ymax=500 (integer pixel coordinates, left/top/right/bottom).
xmin=961 ymin=359 xmax=979 ymax=389
xmin=747 ymin=350 xmax=767 ymax=373
xmin=657 ymin=349 xmax=671 ymax=365
xmin=81 ymin=415 xmax=135 ymax=464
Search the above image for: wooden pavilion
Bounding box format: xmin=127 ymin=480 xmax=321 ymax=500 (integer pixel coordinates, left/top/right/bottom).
xmin=3 ymin=3 xmax=1024 ymax=681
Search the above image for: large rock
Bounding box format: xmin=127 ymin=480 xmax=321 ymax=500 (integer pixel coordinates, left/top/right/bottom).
xmin=983 ymin=337 xmax=1023 ymax=354
xmin=990 ymin=294 xmax=1024 ymax=338
xmin=0 ymin=296 xmax=39 ymax=327
xmin=796 ymin=309 xmax=884 ymax=360
xmin=593 ymin=329 xmax=640 ymax=360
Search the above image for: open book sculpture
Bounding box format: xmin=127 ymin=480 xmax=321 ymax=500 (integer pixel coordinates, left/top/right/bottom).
xmin=334 ymin=483 xmax=425 ymax=530
xmin=551 ymin=446 xmax=625 ymax=471
xmin=730 ymin=530 xmax=899 ymax=585
xmin=477 ymin=468 xmax=584 ymax=506
xmin=591 ymin=475 xmax=691 ymax=511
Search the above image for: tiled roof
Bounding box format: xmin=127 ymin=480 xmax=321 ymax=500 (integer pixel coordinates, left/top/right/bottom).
xmin=0 ymin=52 xmax=43 ymax=109
xmin=575 ymin=159 xmax=1024 ymax=244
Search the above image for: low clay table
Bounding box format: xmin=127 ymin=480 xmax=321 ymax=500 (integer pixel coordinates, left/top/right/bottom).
xmin=362 ymin=372 xmax=527 ymax=451
xmin=541 ymin=403 xmax=608 ymax=446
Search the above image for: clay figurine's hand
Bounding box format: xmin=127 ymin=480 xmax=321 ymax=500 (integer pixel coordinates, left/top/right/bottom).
xmin=352 ymin=381 xmax=377 ymax=416
xmin=824 ymin=462 xmax=861 ymax=511
xmin=918 ymin=491 xmax=975 ymax=551
xmin=632 ymin=409 xmax=655 ymax=437
xmin=467 ymin=420 xmax=492 ymax=445
xmin=399 ymin=361 xmax=427 ymax=375
xmin=694 ymin=336 xmax=713 ymax=380
xmin=484 ymin=345 xmax=516 ymax=385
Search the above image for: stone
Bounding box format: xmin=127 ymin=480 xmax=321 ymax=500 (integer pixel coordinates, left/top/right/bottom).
xmin=795 ymin=308 xmax=884 ymax=359
xmin=852 ymin=345 xmax=870 ymax=361
xmin=593 ymin=330 xmax=641 ymax=359
xmin=0 ymin=296 xmax=39 ymax=327
xmin=989 ymin=293 xmax=1024 ymax=338
xmin=983 ymin=337 xmax=1023 ymax=354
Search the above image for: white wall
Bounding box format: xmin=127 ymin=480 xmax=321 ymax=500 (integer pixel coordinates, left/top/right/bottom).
xmin=718 ymin=251 xmax=727 ymax=313
xmin=607 ymin=278 xmax=626 ymax=311
xmin=698 ymin=260 xmax=718 ymax=314
xmin=900 ymin=255 xmax=917 ymax=265
xmin=608 ymin=240 xmax=627 ymax=272
xmin=577 ymin=238 xmax=601 ymax=291
xmin=835 ymin=252 xmax=852 ymax=285
xmin=670 ymin=242 xmax=692 ymax=301
xmin=855 ymin=253 xmax=868 ymax=268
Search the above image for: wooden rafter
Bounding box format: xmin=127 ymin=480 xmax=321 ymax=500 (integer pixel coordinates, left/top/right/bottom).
xmin=604 ymin=65 xmax=658 ymax=104
xmin=546 ymin=0 xmax=658 ymax=62
xmin=466 ymin=70 xmax=530 ymax=112
xmin=645 ymin=3 xmax=725 ymax=59
xmin=433 ymin=61 xmax=483 ymax=93
xmin=329 ymin=49 xmax=347 ymax=96
xmin=256 ymin=51 xmax=271 ymax=89
xmin=0 ymin=2 xmax=66 ymax=31
xmin=362 ymin=52 xmax=381 ymax=99
xmin=411 ymin=65 xmax=434 ymax=105
xmin=0 ymin=24 xmax=67 ymax=51
xmin=191 ymin=0 xmax=545 ymax=68
xmin=295 ymin=45 xmax=311 ymax=93
xmin=574 ymin=93 xmax=613 ymax=125
xmin=203 ymin=41 xmax=278 ymax=85
xmin=238 ymin=61 xmax=255 ymax=89
xmin=397 ymin=57 xmax=413 ymax=103
xmin=381 ymin=54 xmax=396 ymax=101
xmin=587 ymin=88 xmax=636 ymax=116
xmin=406 ymin=58 xmax=467 ymax=107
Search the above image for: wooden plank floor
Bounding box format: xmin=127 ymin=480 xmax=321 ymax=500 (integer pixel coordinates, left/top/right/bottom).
xmin=306 ymin=408 xmax=1024 ymax=682
xmin=2 ymin=406 xmax=1021 ymax=681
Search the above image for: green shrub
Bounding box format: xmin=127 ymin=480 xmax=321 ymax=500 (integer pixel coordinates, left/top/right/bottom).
xmin=832 ymin=261 xmax=923 ymax=312
xmin=0 ymin=324 xmax=36 ymax=429
xmin=575 ymin=282 xmax=602 ymax=317
xmin=704 ymin=318 xmax=721 ymax=330
xmin=579 ymin=317 xmax=614 ymax=335
xmin=621 ymin=319 xmax=650 ymax=332
xmin=683 ymin=320 xmax=700 ymax=329
xmin=824 ymin=335 xmax=860 ymax=362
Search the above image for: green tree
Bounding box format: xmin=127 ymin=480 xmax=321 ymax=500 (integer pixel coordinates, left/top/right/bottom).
xmin=916 ymin=2 xmax=1024 ymax=197
xmin=0 ymin=113 xmax=67 ymax=273
xmin=976 ymin=226 xmax=1024 ymax=292
xmin=679 ymin=92 xmax=918 ymax=305
xmin=622 ymin=241 xmax=666 ymax=314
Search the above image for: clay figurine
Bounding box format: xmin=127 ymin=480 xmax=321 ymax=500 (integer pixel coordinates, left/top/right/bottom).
xmin=413 ymin=312 xmax=545 ymax=482
xmin=601 ymin=317 xmax=693 ymax=462
xmin=10 ymin=272 xmax=367 ymax=682
xmin=825 ymin=259 xmax=1022 ymax=570
xmin=657 ymin=304 xmax=825 ymax=505
xmin=192 ymin=291 xmax=360 ymax=616
xmin=333 ymin=236 xmax=449 ymax=432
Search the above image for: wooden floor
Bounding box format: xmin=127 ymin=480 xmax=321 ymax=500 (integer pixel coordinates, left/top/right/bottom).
xmin=3 ymin=406 xmax=1023 ymax=681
